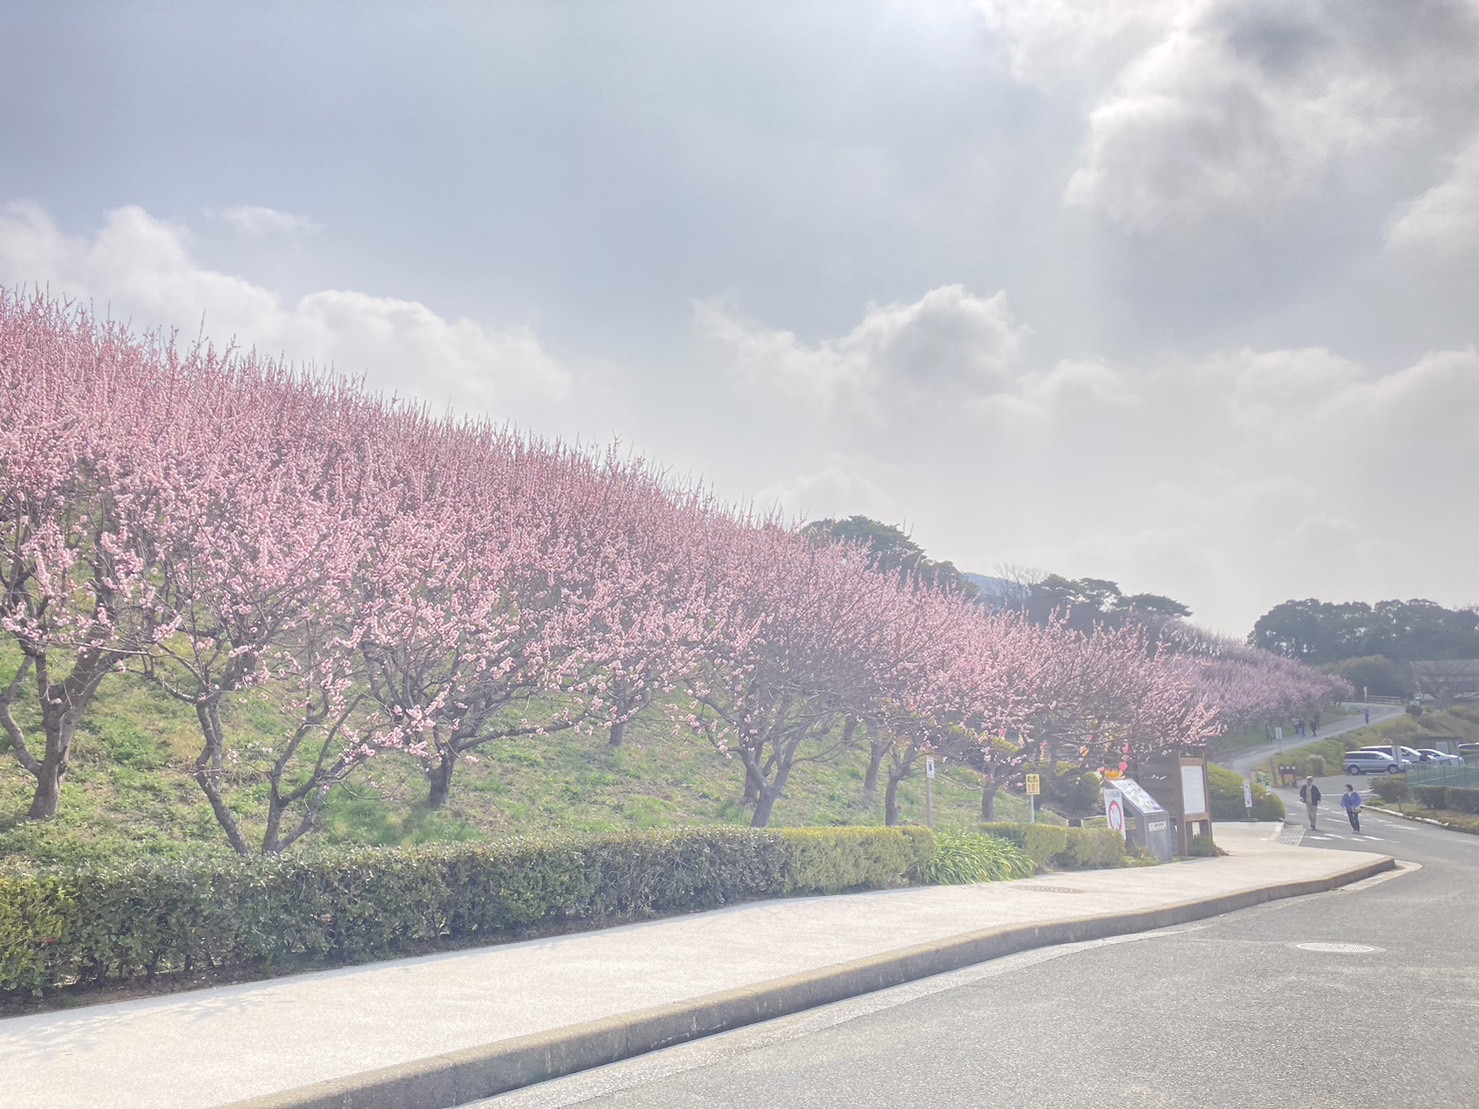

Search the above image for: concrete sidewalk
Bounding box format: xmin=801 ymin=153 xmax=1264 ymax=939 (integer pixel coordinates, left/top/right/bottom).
xmin=1 ymin=824 xmax=1392 ymax=1109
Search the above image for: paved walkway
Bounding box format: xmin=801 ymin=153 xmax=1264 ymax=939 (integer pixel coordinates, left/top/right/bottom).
xmin=1219 ymin=702 xmax=1401 ymax=777
xmin=0 ymin=824 xmax=1390 ymax=1109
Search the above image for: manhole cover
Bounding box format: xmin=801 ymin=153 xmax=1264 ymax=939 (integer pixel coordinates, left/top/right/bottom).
xmin=1291 ymin=942 xmax=1384 ymax=954
xmin=1014 ymin=885 xmax=1082 ymax=894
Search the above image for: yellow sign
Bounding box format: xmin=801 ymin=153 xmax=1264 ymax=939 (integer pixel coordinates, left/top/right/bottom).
xmin=1025 ymin=773 xmax=1041 ymax=796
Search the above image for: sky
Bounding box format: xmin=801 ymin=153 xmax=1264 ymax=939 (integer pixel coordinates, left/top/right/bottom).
xmin=2 ymin=0 xmax=1476 ymax=636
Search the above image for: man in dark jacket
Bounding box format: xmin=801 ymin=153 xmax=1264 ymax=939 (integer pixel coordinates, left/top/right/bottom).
xmin=1299 ymin=776 xmax=1322 ymax=830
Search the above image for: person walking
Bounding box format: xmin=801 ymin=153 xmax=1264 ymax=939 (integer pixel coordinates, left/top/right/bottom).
xmin=1364 ymin=707 xmax=1371 ymax=725
xmin=1312 ymin=713 xmax=1320 ymax=736
xmin=1299 ymin=776 xmax=1322 ymax=829
xmin=1341 ymin=784 xmax=1362 ymax=833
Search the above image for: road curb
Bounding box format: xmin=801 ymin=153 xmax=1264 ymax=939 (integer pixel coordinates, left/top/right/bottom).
xmin=224 ymin=855 xmax=1394 ymax=1109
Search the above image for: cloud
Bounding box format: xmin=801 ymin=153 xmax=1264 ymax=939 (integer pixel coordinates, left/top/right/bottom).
xmin=704 ymin=286 xmax=1479 ymax=630
xmin=0 ymin=201 xmax=571 ymax=414
xmin=696 ymin=284 xmax=1030 ymax=418
xmin=1387 ymin=135 xmax=1479 ymax=254
xmin=978 ymin=0 xmax=1479 ymax=233
xmin=222 ymin=205 xmax=321 ymax=236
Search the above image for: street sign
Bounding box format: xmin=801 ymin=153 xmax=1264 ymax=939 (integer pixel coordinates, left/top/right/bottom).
xmin=925 ymin=757 xmax=936 ymax=780
xmin=1024 ymin=773 xmax=1040 ymax=796
xmin=1104 ymin=788 xmax=1125 ymax=839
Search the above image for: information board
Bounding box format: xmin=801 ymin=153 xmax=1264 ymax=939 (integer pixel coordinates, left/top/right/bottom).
xmin=1113 ymin=777 xmax=1166 ymax=815
xmin=1180 ymin=764 xmax=1209 ymax=819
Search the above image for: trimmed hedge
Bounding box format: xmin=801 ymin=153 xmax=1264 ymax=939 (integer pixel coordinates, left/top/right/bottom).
xmin=1447 ymin=787 xmax=1479 ymax=814
xmin=0 ymin=825 xmax=934 ymax=999
xmin=1416 ymin=785 xmax=1449 ymax=810
xmin=1208 ymin=764 xmax=1285 ymax=821
xmin=980 ymin=822 xmax=1069 ymax=869
xmin=978 ymin=822 xmax=1127 ymax=871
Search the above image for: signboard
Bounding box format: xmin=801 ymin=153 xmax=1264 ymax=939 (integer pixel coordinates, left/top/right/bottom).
xmin=1181 ymin=764 xmax=1209 ymax=819
xmin=925 ymin=756 xmax=936 ymax=780
xmin=1243 ymin=780 xmax=1254 ymax=810
xmin=1104 ymin=788 xmax=1125 ymax=839
xmin=1111 ymin=777 xmax=1165 ymax=815
xmin=1024 ymin=773 xmax=1040 ymax=796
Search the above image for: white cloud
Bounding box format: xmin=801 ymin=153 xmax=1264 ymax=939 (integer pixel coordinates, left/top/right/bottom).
xmin=978 ymin=0 xmax=1479 ymax=232
xmin=222 ymin=205 xmax=321 ymax=236
xmin=0 ymin=202 xmax=571 ymax=414
xmin=697 ymin=284 xmax=1029 ymax=419
xmin=1387 ymin=135 xmax=1479 ymax=254
xmin=706 ymin=286 xmax=1479 ymax=630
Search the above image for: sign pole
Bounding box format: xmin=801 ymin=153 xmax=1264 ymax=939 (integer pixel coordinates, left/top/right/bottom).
xmin=925 ymin=756 xmax=935 ymax=828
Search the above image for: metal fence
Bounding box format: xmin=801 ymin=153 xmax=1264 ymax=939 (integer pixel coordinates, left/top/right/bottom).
xmin=1407 ymin=763 xmax=1479 ymax=790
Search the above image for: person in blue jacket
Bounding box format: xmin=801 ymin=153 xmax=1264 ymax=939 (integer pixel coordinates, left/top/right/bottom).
xmin=1340 ymin=784 xmax=1362 ymax=833
xmin=1299 ymin=776 xmax=1321 ymax=829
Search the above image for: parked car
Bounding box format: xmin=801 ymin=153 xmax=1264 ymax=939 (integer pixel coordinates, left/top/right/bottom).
xmin=1415 ymin=748 xmax=1465 ymax=766
xmin=1343 ymin=750 xmax=1409 ymax=775
xmin=1459 ymin=743 xmax=1479 ymax=759
xmin=1350 ymin=745 xmax=1427 ymax=765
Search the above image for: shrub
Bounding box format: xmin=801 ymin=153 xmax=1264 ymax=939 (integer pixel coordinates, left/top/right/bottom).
xmin=779 ymin=827 xmax=935 ymax=894
xmin=1055 ymin=827 xmax=1127 ymax=869
xmin=979 ymin=822 xmax=1069 ymax=870
xmin=978 ymin=822 xmax=1126 ymax=870
xmin=1307 ymin=755 xmax=1325 ymax=777
xmin=0 ymin=825 xmax=933 ymax=999
xmin=1415 ymin=786 xmax=1448 ymax=810
xmin=1447 ymin=788 xmax=1479 ymax=815
xmin=926 ymin=830 xmax=1035 ymax=884
xmin=1186 ymin=834 xmax=1220 ymax=857
xmin=1368 ymin=777 xmax=1408 ymax=803
xmin=1207 ymin=764 xmax=1285 ymax=821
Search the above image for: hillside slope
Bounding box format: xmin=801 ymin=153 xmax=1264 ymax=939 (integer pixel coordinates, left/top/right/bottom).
xmin=0 ymin=656 xmax=1028 ymax=863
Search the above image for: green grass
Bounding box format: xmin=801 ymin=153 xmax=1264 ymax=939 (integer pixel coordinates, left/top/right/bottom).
xmin=0 ymin=650 xmax=1030 ymax=863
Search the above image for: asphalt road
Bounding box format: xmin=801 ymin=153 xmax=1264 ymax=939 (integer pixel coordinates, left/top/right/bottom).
xmin=474 ymin=810 xmax=1479 ymax=1109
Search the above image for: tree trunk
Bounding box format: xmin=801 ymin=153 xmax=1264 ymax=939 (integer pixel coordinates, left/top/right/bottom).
xmin=608 ymin=718 xmax=627 ymax=748
xmin=193 ymin=697 xmax=252 ymax=856
xmin=980 ymin=778 xmax=998 ymax=822
xmin=864 ymin=735 xmax=889 ymax=798
xmin=884 ymin=772 xmax=902 ymax=827
xmin=750 ymin=787 xmax=779 ymax=828
xmin=25 ymin=754 xmax=65 ymax=821
xmin=21 ymin=653 xmax=111 ymax=820
xmin=748 ymin=759 xmax=791 ymax=828
xmin=426 ymin=749 xmax=458 ymax=809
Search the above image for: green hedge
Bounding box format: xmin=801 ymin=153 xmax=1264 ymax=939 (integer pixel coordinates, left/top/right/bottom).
xmin=0 ymin=826 xmax=934 ymax=999
xmin=1416 ymin=785 xmax=1449 ymax=810
xmin=1447 ymin=787 xmax=1479 ymax=814
xmin=1369 ymin=776 xmax=1408 ymax=803
xmin=978 ymin=822 xmax=1128 ymax=871
xmin=1208 ymin=764 xmax=1285 ymax=821
xmin=980 ymin=822 xmax=1069 ymax=869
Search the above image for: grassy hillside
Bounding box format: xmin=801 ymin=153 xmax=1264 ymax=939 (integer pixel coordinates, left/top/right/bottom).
xmin=0 ymin=652 xmax=1030 ymax=864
